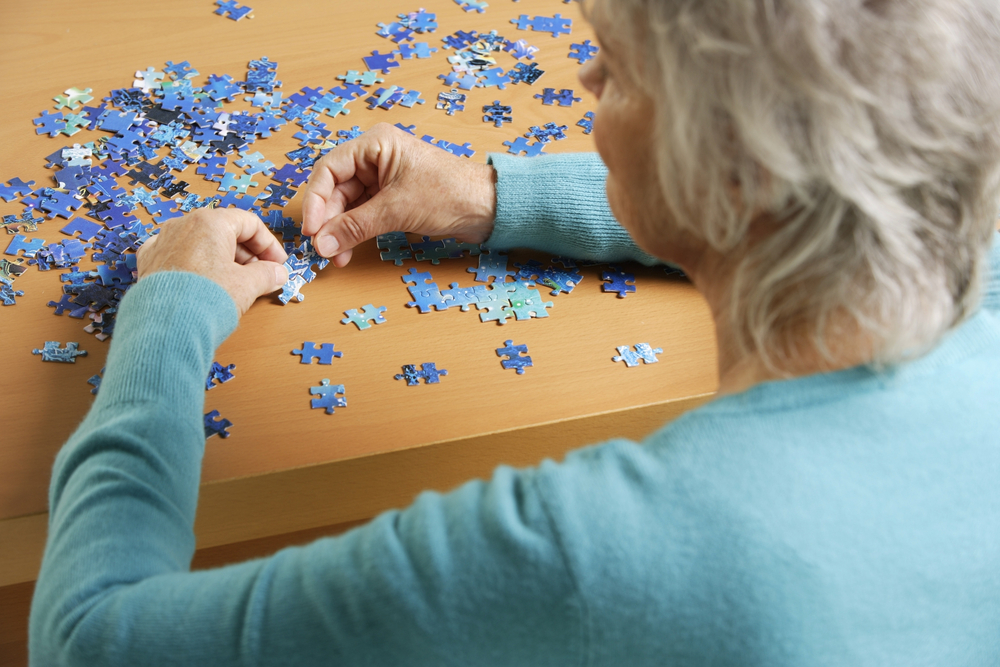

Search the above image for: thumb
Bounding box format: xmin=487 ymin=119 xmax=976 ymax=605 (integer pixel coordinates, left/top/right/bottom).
xmin=314 ymin=193 xmax=397 ymax=259
xmin=231 ymin=260 xmax=289 ymax=311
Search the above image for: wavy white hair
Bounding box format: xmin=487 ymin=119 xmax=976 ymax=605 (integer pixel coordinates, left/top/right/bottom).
xmin=592 ymin=0 xmax=1000 ymax=369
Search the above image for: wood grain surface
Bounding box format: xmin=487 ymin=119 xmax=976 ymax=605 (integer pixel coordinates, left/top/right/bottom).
xmin=0 ymin=0 xmax=718 ymax=587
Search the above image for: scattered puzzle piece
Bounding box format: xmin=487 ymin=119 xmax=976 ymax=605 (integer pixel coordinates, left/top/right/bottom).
xmin=206 ymin=361 xmax=236 ymax=390
xmin=292 ymin=342 xmax=343 ymax=364
xmin=613 ymin=343 xmax=663 ymax=367
xmin=214 ymin=0 xmax=253 ymax=20
xmin=394 ymin=362 xmax=448 ymax=385
xmin=602 ymin=265 xmax=636 ymax=297
xmin=510 ymin=14 xmax=572 ymax=38
xmin=310 ymin=379 xmax=347 ymax=414
xmin=482 ymin=100 xmax=512 ymax=127
xmin=534 ymin=88 xmax=582 ymax=107
xmin=568 ymin=40 xmax=599 ymax=64
xmin=496 ymin=339 xmax=532 ymax=374
xmin=1 ymin=283 xmax=24 ymax=306
xmin=341 ymin=304 xmax=387 ymax=330
xmin=502 ymin=136 xmax=546 ymax=157
xmin=204 ymin=410 xmax=233 ymax=439
xmin=32 ymin=341 xmax=87 ymax=363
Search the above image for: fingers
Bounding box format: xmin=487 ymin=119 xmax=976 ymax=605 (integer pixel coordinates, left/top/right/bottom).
xmin=228 ymin=260 xmax=289 ymax=315
xmin=224 ymin=209 xmax=288 ymax=264
xmin=313 ymin=186 xmax=402 ymax=258
xmin=301 ymin=128 xmax=387 ymax=235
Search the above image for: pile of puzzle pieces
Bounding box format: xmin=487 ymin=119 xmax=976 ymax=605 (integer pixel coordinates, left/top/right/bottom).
xmin=2 ymin=3 xmax=675 ymax=436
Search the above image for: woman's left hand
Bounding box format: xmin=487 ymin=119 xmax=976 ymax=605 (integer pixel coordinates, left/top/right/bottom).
xmin=136 ymin=207 xmax=289 ymax=317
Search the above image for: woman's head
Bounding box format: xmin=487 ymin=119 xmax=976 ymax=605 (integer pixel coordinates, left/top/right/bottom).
xmin=581 ymin=0 xmax=1000 ymax=371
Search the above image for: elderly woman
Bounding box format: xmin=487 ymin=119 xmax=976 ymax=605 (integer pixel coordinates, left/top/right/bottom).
xmin=30 ymin=0 xmax=1000 ymax=664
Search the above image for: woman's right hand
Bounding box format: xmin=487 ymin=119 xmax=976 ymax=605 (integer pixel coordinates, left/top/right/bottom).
xmin=300 ymin=122 xmax=498 ymax=267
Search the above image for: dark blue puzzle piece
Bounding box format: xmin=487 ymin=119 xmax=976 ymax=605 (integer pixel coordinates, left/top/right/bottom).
xmin=496 ymin=339 xmax=532 ymax=374
xmin=602 ymin=265 xmax=636 ymax=297
xmin=394 ymin=363 xmax=448 ymax=385
xmin=204 ymin=410 xmax=233 ymax=438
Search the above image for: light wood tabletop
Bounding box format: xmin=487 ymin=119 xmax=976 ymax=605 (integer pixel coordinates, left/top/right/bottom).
xmin=0 ymin=0 xmax=718 ymax=594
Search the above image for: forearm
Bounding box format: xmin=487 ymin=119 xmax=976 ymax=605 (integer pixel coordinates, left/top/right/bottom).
xmin=30 ymin=272 xmax=239 ymax=665
xmin=485 ymin=152 xmax=662 ymax=266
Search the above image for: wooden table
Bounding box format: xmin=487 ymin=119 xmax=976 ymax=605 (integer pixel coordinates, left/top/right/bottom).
xmin=0 ymin=0 xmax=717 ymax=660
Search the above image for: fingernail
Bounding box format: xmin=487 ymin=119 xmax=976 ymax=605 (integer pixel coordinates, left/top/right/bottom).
xmin=274 ymin=264 xmax=288 ymax=286
xmin=317 ymin=234 xmax=339 ymax=257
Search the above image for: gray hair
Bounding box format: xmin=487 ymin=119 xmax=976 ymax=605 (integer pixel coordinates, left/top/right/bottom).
xmin=592 ymin=0 xmax=1000 ymax=370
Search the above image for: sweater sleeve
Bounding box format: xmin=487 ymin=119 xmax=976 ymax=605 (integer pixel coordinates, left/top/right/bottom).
xmin=29 ymin=272 xmax=583 ymax=667
xmin=484 ymin=152 xmax=662 ymax=266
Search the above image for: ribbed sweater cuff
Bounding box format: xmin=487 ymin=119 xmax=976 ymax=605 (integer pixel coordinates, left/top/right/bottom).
xmin=485 ymin=152 xmax=661 ymax=266
xmin=95 ymin=271 xmax=239 ymax=410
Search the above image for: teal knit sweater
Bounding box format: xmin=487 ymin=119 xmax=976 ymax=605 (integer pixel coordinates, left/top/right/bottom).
xmin=30 ymin=153 xmax=1000 ymax=665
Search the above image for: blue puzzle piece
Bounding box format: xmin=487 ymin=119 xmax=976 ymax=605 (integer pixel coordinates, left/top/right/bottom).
xmin=310 ymin=379 xmax=347 ymax=414
xmin=468 ymin=249 xmax=515 ymax=283
xmin=291 ymin=342 xmax=343 ymax=364
xmin=568 ymin=40 xmax=599 ymax=64
xmin=406 ymin=282 xmax=452 ymax=312
xmin=477 ymin=68 xmax=511 ymax=90
xmin=341 ymin=304 xmax=387 ymax=330
xmin=59 ymin=218 xmax=102 ymax=241
xmin=5 ymin=235 xmax=47 ymax=258
xmin=496 ymin=339 xmax=532 ymax=374
xmin=206 ymin=361 xmax=237 ymax=390
xmin=32 ymin=341 xmax=87 ymax=363
xmin=204 ymin=410 xmax=233 ymax=438
xmin=502 ymin=136 xmax=546 ymax=157
xmin=394 ymin=363 xmax=448 ymax=385
xmin=482 ymin=100 xmax=512 ymax=127
xmin=363 ymin=50 xmax=401 ymax=74
xmin=510 ymin=13 xmax=572 ymax=38
xmin=602 ymin=265 xmax=636 ymax=297
xmin=613 ymin=343 xmax=663 ymax=367
xmin=0 ymin=283 xmax=24 ymax=306
xmin=377 ymin=231 xmax=413 ymax=265
xmin=534 ymin=88 xmax=582 ymax=107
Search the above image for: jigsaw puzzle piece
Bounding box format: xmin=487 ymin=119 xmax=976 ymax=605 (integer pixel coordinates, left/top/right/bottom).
xmin=291 ymin=342 xmax=343 ymax=364
xmin=496 ymin=339 xmax=532 ymax=374
xmin=310 ymin=379 xmax=347 ymax=414
xmin=341 ymin=304 xmax=387 ymax=330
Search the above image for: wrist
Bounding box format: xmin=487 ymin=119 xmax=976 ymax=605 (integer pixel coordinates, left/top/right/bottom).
xmin=458 ymin=161 xmax=498 ymax=244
